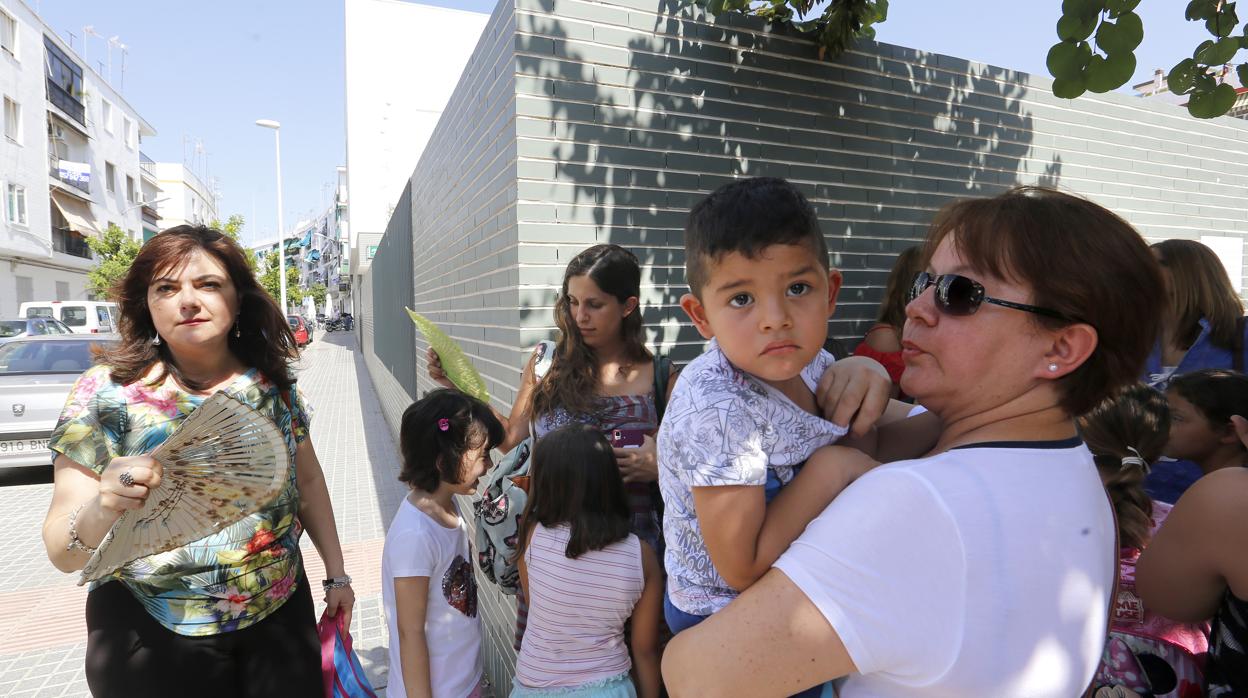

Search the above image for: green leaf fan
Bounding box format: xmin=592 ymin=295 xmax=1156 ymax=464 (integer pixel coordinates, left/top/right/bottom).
xmin=406 ymin=308 xmax=490 ymax=403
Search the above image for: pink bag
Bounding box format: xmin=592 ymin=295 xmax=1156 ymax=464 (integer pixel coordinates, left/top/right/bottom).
xmin=318 ymin=611 xmax=379 ymax=698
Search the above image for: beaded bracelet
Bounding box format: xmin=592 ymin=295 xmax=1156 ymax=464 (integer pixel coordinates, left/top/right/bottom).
xmin=322 ymin=575 xmax=352 ymax=591
xmin=66 ymin=503 xmax=97 ymax=554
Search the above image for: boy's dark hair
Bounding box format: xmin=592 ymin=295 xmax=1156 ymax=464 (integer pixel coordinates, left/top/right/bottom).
xmin=1078 ymin=383 xmax=1170 ymax=550
xmin=398 ymin=389 xmax=504 ymax=493
xmin=683 ymin=177 xmax=829 ymax=297
xmin=514 ymin=424 xmax=630 ymax=561
xmin=1168 ymin=369 xmax=1248 ymax=445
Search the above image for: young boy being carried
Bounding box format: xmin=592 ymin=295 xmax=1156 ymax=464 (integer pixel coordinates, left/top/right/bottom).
xmin=658 ymin=177 xmax=933 ymax=637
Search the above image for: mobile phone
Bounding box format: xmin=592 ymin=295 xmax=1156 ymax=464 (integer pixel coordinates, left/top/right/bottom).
xmin=610 ymin=429 xmax=646 ymax=448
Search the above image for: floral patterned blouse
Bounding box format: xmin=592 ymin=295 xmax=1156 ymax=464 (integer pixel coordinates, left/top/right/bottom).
xmin=49 ymin=364 xmax=310 ymax=637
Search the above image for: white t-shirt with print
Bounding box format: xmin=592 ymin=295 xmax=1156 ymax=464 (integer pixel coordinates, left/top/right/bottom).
xmin=657 ymin=338 xmax=848 ymax=616
xmin=775 ymin=439 xmax=1116 ymax=697
xmin=382 ymin=497 xmax=482 ymax=698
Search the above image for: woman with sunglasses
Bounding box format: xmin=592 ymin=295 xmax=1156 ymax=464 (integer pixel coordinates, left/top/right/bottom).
xmin=662 ymin=187 xmax=1165 ymax=698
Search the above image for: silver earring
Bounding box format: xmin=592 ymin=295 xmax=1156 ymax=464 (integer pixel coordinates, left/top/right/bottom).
xmin=233 ymin=321 xmax=241 ymax=338
xmin=151 ymin=334 xmax=161 ymax=346
xmin=1048 ymin=363 xmax=1058 ymax=373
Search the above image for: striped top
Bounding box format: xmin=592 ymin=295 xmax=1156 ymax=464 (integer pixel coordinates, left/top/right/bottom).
xmin=515 ymin=523 xmax=644 ymax=689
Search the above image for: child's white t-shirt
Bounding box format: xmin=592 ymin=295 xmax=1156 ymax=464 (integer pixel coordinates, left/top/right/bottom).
xmin=382 ymin=497 xmax=482 ymax=698
xmin=774 ymin=439 xmax=1115 ymax=697
xmin=657 ymin=338 xmax=848 ymax=616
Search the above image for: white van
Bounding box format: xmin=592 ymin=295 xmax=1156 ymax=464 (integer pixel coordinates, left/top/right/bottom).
xmin=19 ymin=301 xmax=119 ymax=335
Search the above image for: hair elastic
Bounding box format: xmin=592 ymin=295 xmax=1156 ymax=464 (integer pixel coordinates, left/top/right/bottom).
xmin=1120 ymin=446 xmax=1149 ymax=474
xmin=437 ymin=418 xmax=450 ymax=432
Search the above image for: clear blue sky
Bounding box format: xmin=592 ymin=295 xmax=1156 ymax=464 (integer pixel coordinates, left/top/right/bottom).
xmin=30 ymin=0 xmax=1208 ymax=245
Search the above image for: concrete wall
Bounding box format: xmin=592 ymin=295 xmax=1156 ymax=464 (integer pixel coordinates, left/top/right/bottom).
xmin=356 ymin=0 xmax=1248 ymax=690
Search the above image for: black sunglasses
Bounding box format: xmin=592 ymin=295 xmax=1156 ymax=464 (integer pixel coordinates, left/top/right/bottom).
xmin=907 ymin=272 xmax=1072 ymax=321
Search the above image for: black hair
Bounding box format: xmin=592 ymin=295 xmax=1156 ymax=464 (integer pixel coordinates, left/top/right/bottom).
xmin=514 ymin=424 xmax=630 ymax=560
xmin=1168 ymin=369 xmax=1248 ymax=443
xmin=683 ymin=177 xmax=829 ymax=297
xmin=398 ymin=389 xmax=504 ymax=493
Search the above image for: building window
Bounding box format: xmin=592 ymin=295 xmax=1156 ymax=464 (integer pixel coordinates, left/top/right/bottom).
xmin=126 ymin=175 xmax=136 ymax=204
xmin=15 ymin=275 xmax=32 ymax=305
xmin=6 ymin=183 xmax=26 ymax=225
xmin=3 ymin=96 xmax=18 ymax=143
xmin=55 ymin=281 xmax=69 ymax=301
xmin=102 ymin=100 xmax=113 ymax=134
xmin=123 ymin=117 xmax=134 ymax=149
xmin=105 ymin=161 xmax=116 ymax=193
xmin=43 ymin=35 xmax=83 ymax=125
xmin=0 ymin=10 xmax=16 ymax=58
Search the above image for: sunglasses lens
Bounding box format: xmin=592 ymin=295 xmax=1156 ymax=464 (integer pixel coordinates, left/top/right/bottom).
xmin=907 ymin=272 xmax=930 ymax=303
xmin=940 ymin=275 xmax=984 ymax=316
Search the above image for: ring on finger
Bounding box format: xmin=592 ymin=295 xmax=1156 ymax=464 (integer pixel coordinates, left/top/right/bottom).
xmin=119 ymin=470 xmax=135 ymax=488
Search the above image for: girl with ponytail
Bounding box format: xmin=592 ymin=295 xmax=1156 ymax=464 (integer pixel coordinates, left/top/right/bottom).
xmin=1079 ymin=384 xmax=1209 ymax=697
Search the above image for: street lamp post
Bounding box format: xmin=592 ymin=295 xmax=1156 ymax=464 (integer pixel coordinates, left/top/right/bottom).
xmin=255 ymin=119 xmax=286 ymax=314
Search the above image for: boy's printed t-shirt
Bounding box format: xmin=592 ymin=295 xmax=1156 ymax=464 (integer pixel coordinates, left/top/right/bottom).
xmin=658 ymin=338 xmax=848 ymax=617
xmin=382 ymin=498 xmax=482 ymax=698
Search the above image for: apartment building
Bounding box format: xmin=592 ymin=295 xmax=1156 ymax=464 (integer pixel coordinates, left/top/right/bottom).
xmin=0 ymin=0 xmax=155 ymax=316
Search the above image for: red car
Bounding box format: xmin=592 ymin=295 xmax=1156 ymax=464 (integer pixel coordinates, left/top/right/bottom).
xmin=287 ymin=315 xmax=312 ymax=347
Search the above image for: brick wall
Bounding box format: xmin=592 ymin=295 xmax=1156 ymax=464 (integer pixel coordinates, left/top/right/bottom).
xmin=356 ymin=0 xmax=1248 ymax=690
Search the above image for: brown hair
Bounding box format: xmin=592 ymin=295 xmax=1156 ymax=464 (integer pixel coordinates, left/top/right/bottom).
xmin=1152 ymin=239 xmax=1244 ymax=351
xmin=100 ymin=224 xmax=299 ymax=391
xmin=531 ymin=245 xmax=651 ymax=418
xmin=876 ymin=246 xmax=925 ymax=330
xmin=924 ymin=186 xmax=1164 ymax=416
xmin=1077 ymin=383 xmax=1169 ymax=549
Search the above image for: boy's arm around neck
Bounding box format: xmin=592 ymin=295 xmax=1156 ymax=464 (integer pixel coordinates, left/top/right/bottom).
xmin=693 ymin=445 xmax=877 ymax=592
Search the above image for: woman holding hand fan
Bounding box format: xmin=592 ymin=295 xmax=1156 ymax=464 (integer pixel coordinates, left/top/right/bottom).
xmin=40 ymin=225 xmax=352 ymax=698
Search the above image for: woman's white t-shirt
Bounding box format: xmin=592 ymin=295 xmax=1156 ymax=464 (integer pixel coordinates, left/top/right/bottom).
xmin=775 ymin=438 xmax=1115 ymax=697
xmin=382 ymin=497 xmax=482 ymax=698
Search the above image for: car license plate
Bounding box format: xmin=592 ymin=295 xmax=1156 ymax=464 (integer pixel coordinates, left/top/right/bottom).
xmin=0 ymin=438 xmax=50 ymax=455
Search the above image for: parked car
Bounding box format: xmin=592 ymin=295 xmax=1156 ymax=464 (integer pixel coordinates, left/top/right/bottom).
xmin=0 ymin=335 xmax=117 ymax=470
xmin=288 ymin=315 xmax=312 ymax=347
xmin=19 ymin=301 xmax=120 ymax=335
xmin=0 ymin=317 xmax=74 ymax=344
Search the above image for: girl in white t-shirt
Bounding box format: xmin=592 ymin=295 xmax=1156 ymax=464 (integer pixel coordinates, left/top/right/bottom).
xmin=512 ymin=424 xmax=664 ymax=698
xmin=383 ymin=389 xmax=504 ymax=698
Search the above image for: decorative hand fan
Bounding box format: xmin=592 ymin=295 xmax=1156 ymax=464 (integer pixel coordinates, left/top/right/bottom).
xmin=79 ymin=392 xmax=289 ymax=585
xmin=405 ymin=308 xmax=490 ymax=403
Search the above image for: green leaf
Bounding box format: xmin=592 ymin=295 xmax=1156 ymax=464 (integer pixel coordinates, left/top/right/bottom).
xmin=1188 ymin=82 xmax=1238 ymax=117
xmin=1187 ymin=0 xmax=1217 ymax=21
xmin=1063 ymin=0 xmax=1105 ymax=17
xmin=1058 ymin=12 xmax=1098 ymax=41
xmin=1086 ymin=51 xmax=1136 ymax=92
xmin=1047 ymin=40 xmax=1092 ymax=80
xmin=1195 ymin=71 xmax=1218 ymax=91
xmin=1052 ymin=75 xmax=1088 ymax=98
xmin=1238 ymin=62 xmax=1248 ymax=86
xmin=1104 ymin=0 xmax=1140 ymax=16
xmin=1097 ymin=12 xmax=1142 ymax=53
xmin=1208 ymin=7 xmax=1240 ymax=37
xmin=1194 ymin=38 xmax=1216 ymax=60
xmin=1169 ymin=57 xmax=1200 ymax=94
xmin=1196 ymin=36 xmax=1242 ymax=64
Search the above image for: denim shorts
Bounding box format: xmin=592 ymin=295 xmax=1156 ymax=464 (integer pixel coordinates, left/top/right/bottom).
xmin=510 ymin=672 xmax=637 ymax=698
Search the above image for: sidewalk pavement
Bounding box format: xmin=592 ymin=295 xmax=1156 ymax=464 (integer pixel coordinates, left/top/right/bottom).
xmin=0 ymin=331 xmax=407 ymax=697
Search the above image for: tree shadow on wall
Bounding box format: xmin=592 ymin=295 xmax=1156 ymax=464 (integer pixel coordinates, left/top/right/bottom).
xmin=513 ymin=0 xmax=1063 ymax=355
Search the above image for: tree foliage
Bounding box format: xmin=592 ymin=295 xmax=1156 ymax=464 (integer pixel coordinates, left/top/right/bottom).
xmin=689 ymin=0 xmax=1245 ymax=119
xmin=307 ymin=283 xmax=328 ymax=308
xmin=86 ymin=223 xmax=141 ymax=298
xmin=259 ymin=250 xmax=303 ymax=311
xmin=1048 ymin=0 xmax=1244 ymax=118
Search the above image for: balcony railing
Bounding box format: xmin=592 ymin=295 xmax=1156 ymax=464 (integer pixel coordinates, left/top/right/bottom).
xmin=49 ymin=158 xmax=90 ymax=195
xmin=52 ymin=228 xmax=92 ymax=259
xmin=46 ymin=81 xmax=85 ymax=126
